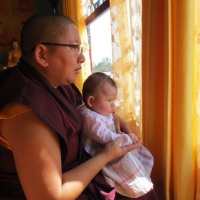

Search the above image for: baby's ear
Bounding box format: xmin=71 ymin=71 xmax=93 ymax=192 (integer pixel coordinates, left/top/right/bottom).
xmin=87 ymin=96 xmax=94 ymax=108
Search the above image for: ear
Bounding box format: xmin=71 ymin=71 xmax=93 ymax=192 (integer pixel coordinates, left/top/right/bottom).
xmin=87 ymin=96 xmax=94 ymax=108
xmin=34 ymin=44 xmax=48 ymax=67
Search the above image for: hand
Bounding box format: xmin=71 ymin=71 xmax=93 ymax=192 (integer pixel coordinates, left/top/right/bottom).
xmin=101 ymin=137 xmax=141 ymax=162
xmin=127 ymin=133 xmax=139 ymax=143
xmin=113 ymin=114 xmax=132 ymax=134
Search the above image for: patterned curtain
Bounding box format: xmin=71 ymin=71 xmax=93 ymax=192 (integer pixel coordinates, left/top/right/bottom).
xmin=81 ymin=0 xmax=200 ymax=199
xmin=109 ymin=0 xmax=142 ymax=136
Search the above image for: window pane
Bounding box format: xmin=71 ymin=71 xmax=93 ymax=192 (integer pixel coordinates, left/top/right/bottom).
xmin=87 ymin=9 xmax=113 ymax=77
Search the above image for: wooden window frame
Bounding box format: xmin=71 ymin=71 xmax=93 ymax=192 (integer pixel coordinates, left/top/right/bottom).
xmin=85 ymin=0 xmax=110 ymax=26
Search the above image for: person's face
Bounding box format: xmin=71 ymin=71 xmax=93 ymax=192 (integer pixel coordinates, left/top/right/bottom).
xmin=91 ymin=82 xmax=117 ymax=116
xmin=12 ymin=41 xmax=19 ymax=50
xmin=45 ymin=23 xmax=85 ymax=87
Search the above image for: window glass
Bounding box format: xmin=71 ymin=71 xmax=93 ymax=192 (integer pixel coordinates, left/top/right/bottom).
xmin=87 ymin=9 xmax=113 ymax=77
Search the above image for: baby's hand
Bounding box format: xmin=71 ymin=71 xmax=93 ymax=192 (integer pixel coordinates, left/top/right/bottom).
xmin=127 ymin=133 xmax=139 ymax=143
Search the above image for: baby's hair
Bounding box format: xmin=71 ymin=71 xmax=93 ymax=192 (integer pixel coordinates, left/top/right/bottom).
xmin=82 ymin=72 xmax=117 ymax=105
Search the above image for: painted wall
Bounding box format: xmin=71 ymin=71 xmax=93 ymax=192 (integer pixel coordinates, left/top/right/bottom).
xmin=0 ymin=0 xmax=62 ymax=68
xmin=0 ymin=0 xmax=35 ymax=52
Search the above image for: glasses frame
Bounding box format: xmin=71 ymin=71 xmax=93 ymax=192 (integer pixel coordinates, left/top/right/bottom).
xmin=31 ymin=42 xmax=83 ymax=54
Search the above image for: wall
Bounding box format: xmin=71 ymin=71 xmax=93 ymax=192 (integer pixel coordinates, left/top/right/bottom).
xmin=35 ymin=0 xmax=63 ymax=15
xmin=0 ymin=0 xmax=62 ymax=69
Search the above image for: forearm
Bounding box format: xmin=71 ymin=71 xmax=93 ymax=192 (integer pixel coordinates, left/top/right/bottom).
xmin=61 ymin=137 xmax=140 ymax=199
xmin=61 ymin=151 xmax=109 ymax=199
xmin=94 ymin=130 xmax=133 ymax=147
xmin=84 ymin=118 xmax=132 ymax=146
xmin=96 ymin=129 xmax=133 ymax=147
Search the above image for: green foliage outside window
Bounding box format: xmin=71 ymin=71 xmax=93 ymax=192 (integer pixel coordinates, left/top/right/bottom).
xmin=93 ymin=57 xmax=112 ymax=72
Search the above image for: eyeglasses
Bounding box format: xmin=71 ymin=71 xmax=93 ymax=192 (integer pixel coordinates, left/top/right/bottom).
xmin=31 ymin=42 xmax=83 ymax=54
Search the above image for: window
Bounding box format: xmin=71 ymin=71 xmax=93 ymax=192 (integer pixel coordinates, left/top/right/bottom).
xmin=84 ymin=0 xmax=113 ymax=77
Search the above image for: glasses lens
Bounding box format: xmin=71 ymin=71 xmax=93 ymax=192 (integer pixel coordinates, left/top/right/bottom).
xmin=78 ymin=46 xmax=83 ymax=54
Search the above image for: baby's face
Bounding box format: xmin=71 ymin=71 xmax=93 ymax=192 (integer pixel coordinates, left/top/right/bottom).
xmin=92 ymin=83 xmax=117 ymax=116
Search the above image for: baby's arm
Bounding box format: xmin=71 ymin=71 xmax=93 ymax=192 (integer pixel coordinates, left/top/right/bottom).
xmin=113 ymin=113 xmax=132 ymax=134
xmin=83 ymin=116 xmax=137 ymax=147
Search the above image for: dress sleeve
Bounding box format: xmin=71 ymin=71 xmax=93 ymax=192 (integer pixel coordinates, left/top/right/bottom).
xmin=83 ymin=115 xmax=133 ymax=147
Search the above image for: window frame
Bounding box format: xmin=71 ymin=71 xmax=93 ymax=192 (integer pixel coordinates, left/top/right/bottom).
xmin=85 ymin=0 xmax=110 ymax=26
xmin=85 ymin=0 xmax=112 ymax=74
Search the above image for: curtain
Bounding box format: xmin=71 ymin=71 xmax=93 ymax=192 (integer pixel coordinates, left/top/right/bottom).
xmin=66 ymin=0 xmax=200 ymax=199
xmin=110 ymin=0 xmax=200 ymax=200
xmin=62 ymin=0 xmax=91 ymax=92
xmin=195 ymin=0 xmax=200 ymax=199
xmin=109 ymin=0 xmax=142 ymax=136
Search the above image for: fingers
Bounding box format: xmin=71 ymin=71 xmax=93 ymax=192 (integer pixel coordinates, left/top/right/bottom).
xmin=128 ymin=133 xmax=139 ymax=143
xmin=121 ymin=140 xmax=141 ymax=155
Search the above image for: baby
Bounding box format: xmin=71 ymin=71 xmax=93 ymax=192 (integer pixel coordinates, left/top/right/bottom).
xmin=78 ymin=72 xmax=154 ymax=198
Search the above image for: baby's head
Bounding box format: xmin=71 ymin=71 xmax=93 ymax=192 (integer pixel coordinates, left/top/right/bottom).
xmin=82 ymin=72 xmax=117 ymax=116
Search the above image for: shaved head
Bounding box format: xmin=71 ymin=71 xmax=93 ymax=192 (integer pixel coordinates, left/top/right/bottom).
xmin=20 ymin=14 xmax=75 ymax=55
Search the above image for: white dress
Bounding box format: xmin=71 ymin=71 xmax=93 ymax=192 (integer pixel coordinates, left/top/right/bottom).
xmin=78 ymin=104 xmax=154 ymax=198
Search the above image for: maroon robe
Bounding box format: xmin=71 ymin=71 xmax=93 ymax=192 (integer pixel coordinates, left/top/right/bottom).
xmin=0 ymin=60 xmax=158 ymax=200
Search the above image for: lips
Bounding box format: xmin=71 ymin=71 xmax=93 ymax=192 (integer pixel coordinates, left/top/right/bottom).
xmin=75 ymin=67 xmax=81 ymax=74
xmin=75 ymin=67 xmax=81 ymax=71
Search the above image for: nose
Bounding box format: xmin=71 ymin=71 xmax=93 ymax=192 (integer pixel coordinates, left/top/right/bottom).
xmin=78 ymin=52 xmax=85 ymax=63
xmin=112 ymin=102 xmax=115 ymax=107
